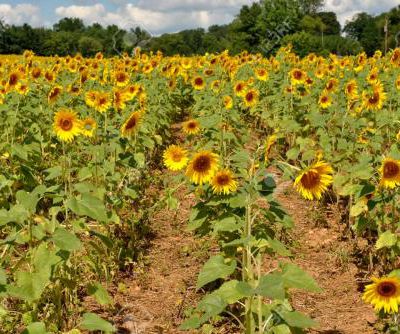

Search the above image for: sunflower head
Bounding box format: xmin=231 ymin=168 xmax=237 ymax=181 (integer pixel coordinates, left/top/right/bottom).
xmin=48 ymin=85 xmax=63 ymax=104
xmin=186 ymin=151 xmax=219 ymax=185
xmin=211 ymin=169 xmax=238 ymax=195
xmin=243 ymin=89 xmax=259 ymax=108
xmin=192 ymin=76 xmax=205 ymax=90
xmin=81 ymin=118 xmax=97 ymax=137
xmin=53 ymin=109 xmax=81 ymax=143
xmin=182 ymin=119 xmax=200 ymax=135
xmin=163 ymin=145 xmax=188 ymax=171
xmin=363 ymin=276 xmax=400 ymax=313
xmin=121 ymin=111 xmax=142 ymax=137
xmin=379 ymin=158 xmax=400 ymax=189
xmin=294 ymin=161 xmax=333 ymax=200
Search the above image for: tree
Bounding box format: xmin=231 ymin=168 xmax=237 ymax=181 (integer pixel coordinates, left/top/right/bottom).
xmin=344 ymin=13 xmax=381 ymax=55
xmin=299 ymin=0 xmax=325 ymax=15
xmin=53 ymin=18 xmax=85 ymax=32
xmin=78 ymin=36 xmax=103 ymax=57
xmin=316 ymin=12 xmax=341 ymax=35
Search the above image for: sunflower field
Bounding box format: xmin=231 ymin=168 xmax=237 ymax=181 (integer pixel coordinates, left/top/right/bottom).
xmin=1 ymin=46 xmax=400 ymax=333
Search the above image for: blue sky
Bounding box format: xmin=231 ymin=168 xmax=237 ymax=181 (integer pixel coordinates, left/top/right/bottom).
xmin=0 ymin=0 xmax=399 ymax=35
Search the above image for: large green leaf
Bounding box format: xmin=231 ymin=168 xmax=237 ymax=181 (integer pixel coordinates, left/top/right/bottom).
xmin=281 ymin=263 xmax=322 ymax=292
xmin=8 ymin=271 xmax=49 ymax=302
xmin=66 ymin=194 xmax=108 ymax=222
xmin=278 ymin=310 xmax=317 ymax=329
xmin=22 ymin=322 xmax=49 ymax=334
xmin=80 ymin=313 xmax=115 ymax=332
xmin=51 ymin=228 xmax=82 ymax=251
xmin=196 ymin=255 xmax=236 ymax=289
xmin=255 ymin=272 xmax=286 ymax=299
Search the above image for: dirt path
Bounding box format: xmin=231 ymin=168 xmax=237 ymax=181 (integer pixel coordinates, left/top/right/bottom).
xmin=114 ymin=185 xmax=205 ymax=334
xmin=274 ymin=177 xmax=377 ymax=334
xmin=110 ymin=172 xmax=378 ymax=334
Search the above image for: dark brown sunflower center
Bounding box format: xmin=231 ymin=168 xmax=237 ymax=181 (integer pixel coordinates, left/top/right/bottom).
xmin=369 ymin=93 xmax=379 ymax=104
xmin=49 ymin=88 xmax=61 ymax=99
xmin=116 ymin=73 xmax=127 ymax=82
xmin=383 ymin=161 xmax=400 ymax=178
xmin=187 ymin=122 xmax=197 ymax=129
xmin=300 ymin=170 xmax=320 ymax=189
xmin=9 ymin=74 xmax=18 ymax=86
xmin=216 ymin=174 xmax=230 ymax=186
xmin=236 ymin=84 xmax=244 ymax=92
xmin=61 ymin=119 xmax=73 ymax=131
xmin=194 ymin=78 xmax=203 ymax=86
xmin=321 ymin=96 xmax=328 ymax=103
xmin=125 ymin=117 xmax=137 ymax=131
xmin=193 ymin=156 xmax=211 ymax=173
xmin=377 ymin=282 xmax=397 ymax=297
xmin=293 ymin=71 xmax=302 ymax=79
xmin=246 ymin=92 xmax=254 ymax=102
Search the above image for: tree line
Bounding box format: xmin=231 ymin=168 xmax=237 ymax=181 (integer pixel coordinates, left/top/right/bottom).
xmin=0 ymin=0 xmax=399 ymax=57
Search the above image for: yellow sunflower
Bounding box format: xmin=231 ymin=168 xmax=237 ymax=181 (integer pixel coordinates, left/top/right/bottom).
xmin=294 ymin=161 xmax=333 ymax=200
xmin=53 ymin=109 xmax=81 ymax=142
xmin=94 ymin=92 xmax=112 ymax=113
xmin=223 ymin=95 xmax=233 ymax=110
xmin=163 ymin=145 xmax=189 ymax=171
xmin=362 ymin=84 xmax=386 ymax=111
xmin=290 ymin=68 xmax=306 ymax=85
xmin=363 ymin=276 xmax=400 ymax=313
xmin=243 ymin=89 xmax=259 ymax=108
xmin=186 ymin=151 xmax=219 ymax=185
xmin=255 ymin=68 xmax=268 ymax=81
xmin=182 ymin=119 xmax=200 ymax=135
xmin=211 ymin=169 xmax=238 ymax=195
xmin=114 ymin=70 xmax=130 ymax=87
xmin=233 ymin=81 xmax=247 ymax=97
xmin=192 ymin=76 xmax=206 ymax=90
xmin=379 ymin=157 xmax=400 ymax=189
xmin=121 ymin=111 xmax=142 ymax=137
xmin=81 ymin=118 xmax=97 ymax=137
xmin=318 ymin=91 xmax=332 ymax=109
xmin=48 ymin=85 xmax=63 ymax=104
xmin=345 ymin=80 xmax=358 ymax=99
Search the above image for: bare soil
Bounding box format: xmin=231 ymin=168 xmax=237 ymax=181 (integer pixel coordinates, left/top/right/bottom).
xmin=107 ymin=172 xmax=378 ymax=334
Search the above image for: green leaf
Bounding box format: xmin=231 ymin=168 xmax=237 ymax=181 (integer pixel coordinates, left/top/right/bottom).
xmin=376 ymin=230 xmax=398 ymax=250
xmin=179 ymin=317 xmax=201 ymax=330
xmin=196 ymin=255 xmax=236 ymax=289
xmin=22 ymin=322 xmax=48 ymax=334
xmin=8 ymin=271 xmax=49 ymax=302
xmin=16 ymin=190 xmax=39 ymax=214
xmin=44 ymin=166 xmax=62 ymax=180
xmin=80 ymin=313 xmax=115 ymax=332
xmin=278 ymin=310 xmax=317 ymax=328
xmin=88 ymin=282 xmax=112 ymax=305
xmin=281 ymin=263 xmax=322 ymax=292
xmin=0 ymin=267 xmax=7 ymax=285
xmin=350 ymin=200 xmax=368 ymax=217
xmin=214 ymin=280 xmax=253 ymax=304
xmin=213 ymin=215 xmax=240 ymax=233
xmin=66 ymin=194 xmax=108 ymax=222
xmin=51 ymin=228 xmax=82 ymax=251
xmin=255 ymin=272 xmax=286 ymax=299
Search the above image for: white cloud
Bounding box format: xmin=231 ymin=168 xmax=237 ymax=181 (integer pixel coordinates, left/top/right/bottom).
xmin=54 ymin=1 xmax=254 ymax=34
xmin=325 ymin=0 xmax=400 ymax=26
xmin=0 ymin=3 xmax=42 ymax=26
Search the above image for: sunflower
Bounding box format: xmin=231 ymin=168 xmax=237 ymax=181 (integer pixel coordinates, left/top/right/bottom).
xmin=163 ymin=145 xmax=189 ymax=171
xmin=294 ymin=161 xmax=333 ymax=200
xmin=48 ymin=86 xmax=63 ymax=104
xmin=255 ymin=68 xmax=268 ymax=81
xmin=233 ymin=81 xmax=247 ymax=97
xmin=186 ymin=151 xmax=219 ymax=185
xmin=363 ymin=83 xmax=386 ymax=111
xmin=7 ymin=71 xmax=20 ymax=89
xmin=290 ymin=68 xmax=306 ymax=85
xmin=114 ymin=70 xmax=130 ymax=87
xmin=211 ymin=169 xmax=238 ymax=195
xmin=53 ymin=109 xmax=81 ymax=142
xmin=379 ymin=158 xmax=400 ymax=189
xmin=243 ymin=89 xmax=259 ymax=108
xmin=121 ymin=111 xmax=142 ymax=137
xmin=318 ymin=91 xmax=332 ymax=109
xmin=85 ymin=91 xmax=98 ymax=108
xmin=345 ymin=80 xmax=358 ymax=99
xmin=15 ymin=82 xmax=29 ymax=95
xmin=81 ymin=118 xmax=97 ymax=137
xmin=192 ymin=76 xmax=206 ymax=90
xmin=223 ymin=95 xmax=233 ymax=110
xmin=363 ymin=276 xmax=400 ymax=313
xmin=94 ymin=92 xmax=112 ymax=113
xmin=182 ymin=119 xmax=200 ymax=135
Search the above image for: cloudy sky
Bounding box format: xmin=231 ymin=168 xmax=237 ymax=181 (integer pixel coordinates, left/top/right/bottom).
xmin=0 ymin=0 xmax=399 ymax=35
